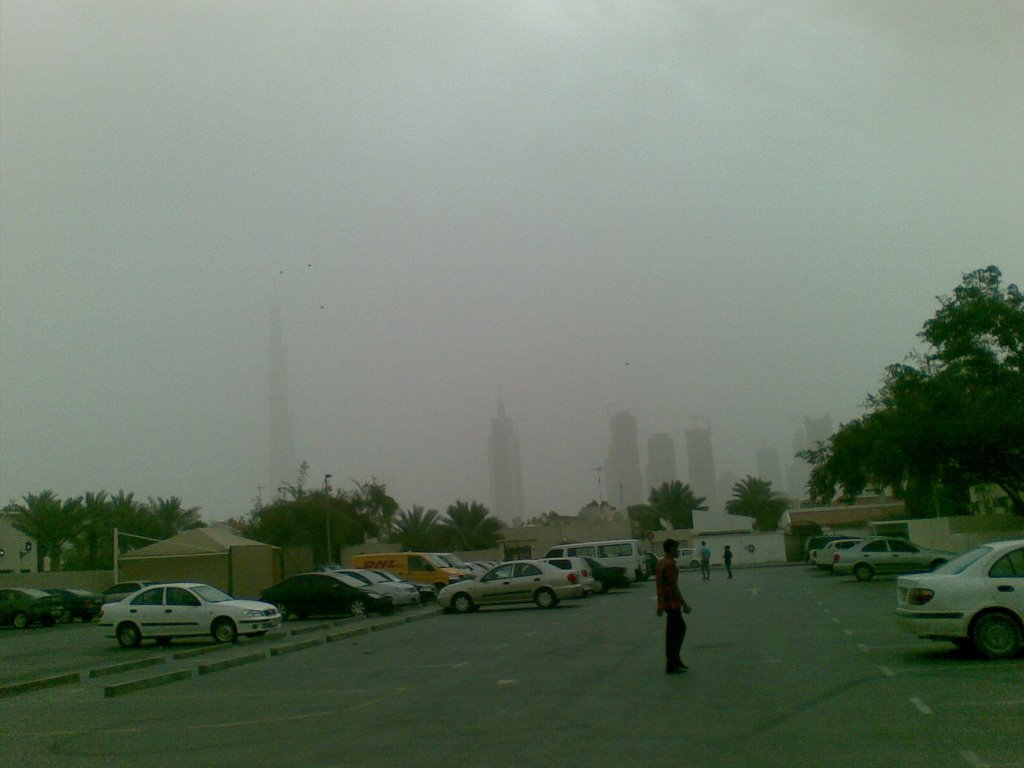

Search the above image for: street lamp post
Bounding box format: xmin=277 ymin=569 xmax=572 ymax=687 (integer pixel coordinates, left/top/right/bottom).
xmin=323 ymin=474 xmax=333 ymax=564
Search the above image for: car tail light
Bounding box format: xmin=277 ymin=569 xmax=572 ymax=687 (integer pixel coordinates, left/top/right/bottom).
xmin=567 ymin=572 xmax=578 ymax=584
xmin=833 ymin=553 xmax=841 ymax=563
xmin=907 ymin=588 xmax=935 ymax=606
xmin=582 ymin=569 xmax=589 ymax=577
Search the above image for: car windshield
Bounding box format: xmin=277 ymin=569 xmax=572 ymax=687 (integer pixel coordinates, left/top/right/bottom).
xmin=932 ymin=546 xmax=993 ymax=575
xmin=18 ymin=588 xmax=50 ymax=598
xmin=424 ymin=554 xmax=449 ymax=568
xmin=191 ymin=585 xmax=232 ymax=603
xmin=342 ymin=570 xmax=374 ymax=584
xmin=373 ymin=571 xmax=401 ymax=582
xmin=442 ymin=553 xmax=469 ymax=568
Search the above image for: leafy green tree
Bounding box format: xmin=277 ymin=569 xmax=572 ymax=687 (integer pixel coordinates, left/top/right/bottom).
xmin=441 ymin=500 xmax=503 ymax=550
xmin=65 ymin=490 xmax=113 ymax=570
xmin=648 ymin=481 xmax=707 ymax=530
xmin=392 ymin=505 xmax=443 ymax=550
xmin=3 ymin=491 xmax=83 ymax=570
xmin=627 ymin=504 xmax=661 ymax=537
xmin=725 ymin=476 xmax=789 ymax=531
xmin=802 ymin=266 xmax=1023 ymax=516
xmin=351 ymin=478 xmax=400 ymax=540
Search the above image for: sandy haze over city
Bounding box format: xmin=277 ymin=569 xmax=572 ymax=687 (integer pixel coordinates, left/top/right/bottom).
xmin=2 ymin=1 xmax=1021 ymax=521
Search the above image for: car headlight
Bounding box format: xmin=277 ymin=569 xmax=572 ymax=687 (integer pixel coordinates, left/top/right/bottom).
xmin=367 ymin=592 xmax=384 ymax=600
xmin=242 ymin=609 xmax=263 ymax=617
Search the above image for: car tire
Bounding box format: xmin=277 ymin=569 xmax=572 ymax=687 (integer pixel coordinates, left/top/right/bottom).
xmin=970 ymin=611 xmax=1023 ymax=660
xmin=853 ymin=564 xmax=874 ymax=582
xmin=155 ymin=636 xmax=172 ymax=647
xmin=277 ymin=604 xmax=290 ymax=620
xmin=534 ymin=588 xmax=558 ymax=609
xmin=116 ymin=622 xmax=142 ymax=648
xmin=592 ymin=579 xmax=607 ymax=595
xmin=212 ymin=618 xmax=238 ymax=644
xmin=59 ymin=612 xmax=73 ymax=624
xmin=451 ymin=592 xmax=474 ymax=614
xmin=12 ymin=612 xmax=28 ymax=629
xmin=349 ymin=598 xmax=368 ymax=618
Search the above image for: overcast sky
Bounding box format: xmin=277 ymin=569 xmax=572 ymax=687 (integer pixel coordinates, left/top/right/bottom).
xmin=1 ymin=1 xmax=1021 ymax=523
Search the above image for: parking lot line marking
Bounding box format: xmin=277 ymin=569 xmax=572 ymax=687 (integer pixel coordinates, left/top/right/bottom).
xmin=452 ymin=661 xmax=470 ymax=669
xmin=189 ymin=710 xmax=334 ymax=730
xmin=878 ymin=665 xmax=894 ymax=677
xmin=497 ymin=679 xmax=519 ymax=686
xmin=910 ymin=697 xmax=933 ymax=715
xmin=857 ymin=643 xmax=870 ymax=653
xmin=961 ymin=750 xmax=990 ymax=767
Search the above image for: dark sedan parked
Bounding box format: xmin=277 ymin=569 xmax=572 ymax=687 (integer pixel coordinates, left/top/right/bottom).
xmin=261 ymin=572 xmax=394 ymax=619
xmin=42 ymin=588 xmax=104 ymax=622
xmin=0 ymin=587 xmax=67 ymax=628
xmin=582 ymin=557 xmax=631 ymax=594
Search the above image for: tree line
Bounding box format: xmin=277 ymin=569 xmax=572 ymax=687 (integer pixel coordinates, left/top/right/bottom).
xmin=2 ymin=467 xmax=506 ymax=572
xmin=800 ymin=266 xmax=1022 ymax=518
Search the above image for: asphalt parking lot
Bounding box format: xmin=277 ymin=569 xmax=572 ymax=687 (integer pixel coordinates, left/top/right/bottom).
xmin=1 ymin=567 xmax=1020 ymax=768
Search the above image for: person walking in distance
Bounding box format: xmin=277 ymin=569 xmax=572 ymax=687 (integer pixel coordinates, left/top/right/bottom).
xmin=699 ymin=540 xmax=712 ymax=580
xmin=723 ymin=545 xmax=733 ymax=579
xmin=656 ymin=538 xmax=692 ymax=674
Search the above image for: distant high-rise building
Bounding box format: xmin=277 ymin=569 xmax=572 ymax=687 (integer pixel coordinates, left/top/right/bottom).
xmin=685 ymin=425 xmax=717 ymax=512
xmin=268 ymin=300 xmax=295 ymax=490
xmin=787 ymin=414 xmax=834 ymax=500
xmin=605 ymin=411 xmax=644 ymax=508
xmin=756 ymin=446 xmax=784 ymax=492
xmin=488 ymin=397 xmax=525 ymax=522
xmin=646 ymin=433 xmax=678 ymax=495
xmin=718 ymin=468 xmax=738 ymax=511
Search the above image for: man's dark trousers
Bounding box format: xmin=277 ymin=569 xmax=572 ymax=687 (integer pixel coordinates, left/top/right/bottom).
xmin=665 ymin=607 xmax=686 ymax=668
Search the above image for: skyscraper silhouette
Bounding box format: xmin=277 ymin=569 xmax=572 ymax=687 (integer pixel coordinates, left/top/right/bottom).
xmin=605 ymin=410 xmax=644 ymax=508
xmin=685 ymin=424 xmax=717 ymax=512
xmin=646 ymin=433 xmax=678 ymax=495
xmin=488 ymin=397 xmax=525 ymax=522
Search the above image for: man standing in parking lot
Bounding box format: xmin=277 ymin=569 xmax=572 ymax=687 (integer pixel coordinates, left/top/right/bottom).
xmin=700 ymin=540 xmax=712 ymax=580
xmin=656 ymin=538 xmax=692 ymax=674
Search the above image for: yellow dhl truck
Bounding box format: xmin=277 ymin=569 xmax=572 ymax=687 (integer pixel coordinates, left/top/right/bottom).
xmin=349 ymin=552 xmax=470 ymax=591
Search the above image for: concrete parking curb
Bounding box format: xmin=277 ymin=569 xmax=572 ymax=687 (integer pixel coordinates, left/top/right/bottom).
xmin=404 ymin=609 xmax=440 ymax=623
xmin=89 ymin=657 xmax=165 ymax=679
xmin=370 ymin=618 xmax=406 ymax=632
xmin=0 ymin=672 xmax=81 ymax=698
xmin=326 ymin=626 xmax=369 ymax=643
xmin=198 ymin=651 xmax=267 ymax=675
xmin=269 ymin=637 xmax=325 ymax=656
xmin=173 ymin=644 xmax=226 ymax=660
xmin=104 ymin=669 xmax=192 ymax=698
xmin=288 ymin=623 xmax=330 ymax=636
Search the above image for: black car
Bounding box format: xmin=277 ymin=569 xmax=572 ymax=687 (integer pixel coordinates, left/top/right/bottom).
xmin=581 ymin=557 xmax=631 ymax=594
xmin=42 ymin=588 xmax=104 ymax=622
xmin=261 ymin=572 xmax=394 ymax=619
xmin=0 ymin=587 xmax=67 ymax=628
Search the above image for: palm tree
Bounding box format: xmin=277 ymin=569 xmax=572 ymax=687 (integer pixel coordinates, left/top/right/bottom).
xmin=3 ymin=490 xmax=84 ymax=571
xmin=392 ymin=505 xmax=443 ymax=550
xmin=648 ymin=481 xmax=708 ymax=530
xmin=144 ymin=496 xmax=204 ymax=539
xmin=69 ymin=490 xmax=114 ymax=569
xmin=441 ymin=501 xmax=503 ymax=550
xmin=351 ymin=478 xmax=400 ymax=539
xmin=726 ymin=476 xmax=789 ymax=531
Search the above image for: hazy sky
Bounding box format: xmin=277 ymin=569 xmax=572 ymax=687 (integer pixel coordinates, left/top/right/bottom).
xmin=2 ymin=1 xmax=1021 ymax=523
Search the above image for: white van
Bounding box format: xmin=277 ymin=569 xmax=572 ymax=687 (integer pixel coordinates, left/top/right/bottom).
xmin=543 ymin=539 xmax=647 ymax=582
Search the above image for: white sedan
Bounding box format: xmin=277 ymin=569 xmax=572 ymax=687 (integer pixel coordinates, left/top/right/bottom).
xmin=99 ymin=582 xmax=281 ymax=647
xmin=438 ymin=560 xmax=585 ymax=613
xmin=896 ymin=538 xmax=1024 ymax=659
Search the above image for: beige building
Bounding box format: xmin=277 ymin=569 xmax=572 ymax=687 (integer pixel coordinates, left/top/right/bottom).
xmin=0 ymin=512 xmax=37 ymax=574
xmin=120 ymin=526 xmax=282 ymax=599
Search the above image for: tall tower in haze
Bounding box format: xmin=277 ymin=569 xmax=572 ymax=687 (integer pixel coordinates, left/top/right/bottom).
xmin=685 ymin=424 xmax=717 ymax=512
xmin=604 ymin=410 xmax=644 ymax=508
xmin=268 ymin=300 xmax=296 ymax=490
xmin=488 ymin=397 xmax=524 ymax=522
xmin=645 ymin=433 xmax=678 ymax=495
xmin=756 ymin=445 xmax=784 ymax=492
xmin=786 ymin=414 xmax=833 ymax=501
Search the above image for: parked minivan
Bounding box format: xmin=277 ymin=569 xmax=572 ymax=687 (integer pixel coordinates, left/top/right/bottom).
xmin=349 ymin=552 xmax=470 ymax=591
xmin=543 ymin=539 xmax=647 ymax=582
